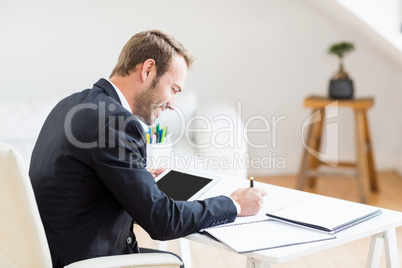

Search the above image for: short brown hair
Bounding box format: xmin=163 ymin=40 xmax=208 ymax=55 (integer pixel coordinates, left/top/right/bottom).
xmin=110 ymin=30 xmax=194 ymax=78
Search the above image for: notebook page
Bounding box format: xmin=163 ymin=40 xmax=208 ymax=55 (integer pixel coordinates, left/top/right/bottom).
xmin=268 ymin=196 xmax=381 ymax=231
xmin=203 ymin=220 xmax=334 ymax=253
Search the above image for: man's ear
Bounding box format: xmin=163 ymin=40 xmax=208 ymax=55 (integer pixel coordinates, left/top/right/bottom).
xmin=141 ymin=59 xmax=156 ymax=82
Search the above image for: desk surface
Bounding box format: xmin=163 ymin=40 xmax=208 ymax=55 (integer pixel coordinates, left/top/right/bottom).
xmin=186 ymin=176 xmax=402 ymax=264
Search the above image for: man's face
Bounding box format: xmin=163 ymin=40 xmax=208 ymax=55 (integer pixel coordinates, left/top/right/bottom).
xmin=134 ymin=55 xmax=187 ymax=126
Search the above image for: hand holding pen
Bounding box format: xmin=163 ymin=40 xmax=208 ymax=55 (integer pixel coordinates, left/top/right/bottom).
xmin=229 ymin=177 xmax=268 ymax=217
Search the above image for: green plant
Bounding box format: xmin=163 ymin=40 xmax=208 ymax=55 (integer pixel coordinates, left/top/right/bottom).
xmin=328 ymin=41 xmax=355 ymax=79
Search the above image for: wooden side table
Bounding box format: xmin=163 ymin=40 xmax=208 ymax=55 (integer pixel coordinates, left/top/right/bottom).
xmin=297 ymin=96 xmax=378 ymax=203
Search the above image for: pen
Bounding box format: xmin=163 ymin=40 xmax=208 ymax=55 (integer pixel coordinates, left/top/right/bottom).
xmin=146 ymin=133 xmax=150 ymax=144
xmin=158 ymin=129 xmax=163 ymax=143
xmin=160 ymin=125 xmax=167 ymax=143
xmin=249 ymin=176 xmax=254 ymax=188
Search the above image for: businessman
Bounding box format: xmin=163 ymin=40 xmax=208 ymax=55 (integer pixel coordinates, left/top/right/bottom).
xmin=30 ymin=30 xmax=267 ymax=268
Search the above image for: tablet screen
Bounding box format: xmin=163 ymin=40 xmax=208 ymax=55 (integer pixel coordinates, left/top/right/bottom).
xmin=156 ymin=170 xmax=214 ymax=201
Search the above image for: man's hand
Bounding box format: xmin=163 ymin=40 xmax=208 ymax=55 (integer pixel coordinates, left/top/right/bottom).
xmin=230 ymin=187 xmax=268 ymax=216
xmin=147 ymin=167 xmax=166 ymax=178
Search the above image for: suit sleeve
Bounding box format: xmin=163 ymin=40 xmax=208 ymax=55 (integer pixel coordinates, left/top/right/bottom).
xmin=91 ymin=116 xmax=237 ymax=240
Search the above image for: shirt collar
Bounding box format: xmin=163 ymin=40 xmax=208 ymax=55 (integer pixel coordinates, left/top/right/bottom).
xmin=106 ymin=78 xmax=149 ymax=131
xmin=106 ymin=79 xmax=132 ymax=113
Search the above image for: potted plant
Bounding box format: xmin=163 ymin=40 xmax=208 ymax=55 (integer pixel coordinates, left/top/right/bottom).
xmin=328 ymin=41 xmax=355 ymax=99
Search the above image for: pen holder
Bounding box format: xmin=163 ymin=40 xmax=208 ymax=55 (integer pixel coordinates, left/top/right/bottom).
xmin=146 ymin=142 xmax=173 ymax=168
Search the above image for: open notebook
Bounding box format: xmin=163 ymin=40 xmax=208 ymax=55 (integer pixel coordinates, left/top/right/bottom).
xmin=266 ymin=196 xmax=382 ymax=234
xmin=200 ymin=219 xmax=335 ymax=253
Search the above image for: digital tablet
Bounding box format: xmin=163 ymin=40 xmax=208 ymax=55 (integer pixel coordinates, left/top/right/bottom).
xmin=155 ymin=169 xmax=219 ymax=201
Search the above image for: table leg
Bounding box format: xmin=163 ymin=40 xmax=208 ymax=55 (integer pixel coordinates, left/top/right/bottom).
xmin=366 ymin=229 xmax=400 ymax=268
xmin=355 ymin=109 xmax=371 ymax=204
xmin=246 ymin=257 xmax=271 ymax=268
xmin=363 ymin=111 xmax=378 ymax=192
xmin=307 ymin=108 xmax=324 ymax=188
xmin=157 ymin=240 xmax=169 ymax=251
xmin=179 ymin=238 xmax=193 ymax=268
xmin=384 ymin=228 xmax=400 ymax=268
xmin=367 ymin=232 xmax=384 ymax=268
xmin=298 ymin=108 xmax=324 ymax=190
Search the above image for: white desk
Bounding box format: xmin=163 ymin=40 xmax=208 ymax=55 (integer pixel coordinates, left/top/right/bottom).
xmin=186 ymin=177 xmax=402 ymax=268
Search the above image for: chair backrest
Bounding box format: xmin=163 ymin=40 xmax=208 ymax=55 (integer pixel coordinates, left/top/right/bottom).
xmin=0 ymin=141 xmax=52 ymax=268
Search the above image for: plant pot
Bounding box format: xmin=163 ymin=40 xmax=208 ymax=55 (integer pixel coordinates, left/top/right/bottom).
xmin=329 ymin=78 xmax=354 ymax=99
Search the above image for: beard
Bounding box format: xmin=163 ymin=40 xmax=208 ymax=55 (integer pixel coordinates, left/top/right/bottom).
xmin=134 ymin=77 xmax=162 ymax=126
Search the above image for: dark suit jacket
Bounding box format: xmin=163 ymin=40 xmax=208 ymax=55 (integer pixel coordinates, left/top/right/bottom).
xmin=29 ymin=79 xmax=237 ymax=268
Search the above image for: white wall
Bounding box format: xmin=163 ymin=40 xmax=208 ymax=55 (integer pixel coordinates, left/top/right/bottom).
xmin=1 ymin=0 xmax=401 ymax=176
xmin=336 ymin=0 xmax=402 ymax=48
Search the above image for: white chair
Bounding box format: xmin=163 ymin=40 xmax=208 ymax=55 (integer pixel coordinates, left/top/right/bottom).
xmin=0 ymin=141 xmax=182 ymax=268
